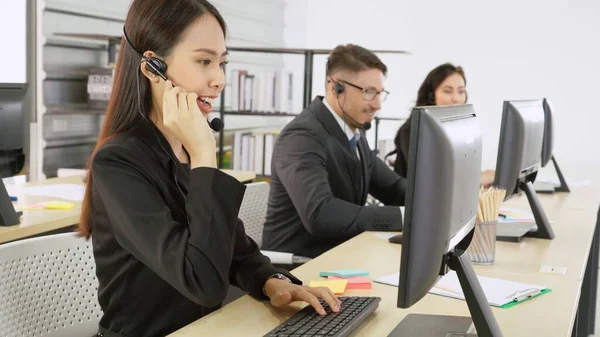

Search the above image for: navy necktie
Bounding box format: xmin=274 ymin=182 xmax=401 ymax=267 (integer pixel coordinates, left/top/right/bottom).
xmin=349 ymin=135 xmax=358 ymax=153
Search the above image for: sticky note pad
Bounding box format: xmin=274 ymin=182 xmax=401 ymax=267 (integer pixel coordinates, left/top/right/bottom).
xmin=328 ymin=276 xmax=372 ymax=290
xmin=319 ymin=269 xmax=369 ymax=278
xmin=21 ymin=200 xmax=76 ymax=211
xmin=309 ymin=279 xmax=348 ymax=294
xmin=43 ymin=201 xmax=75 ymax=210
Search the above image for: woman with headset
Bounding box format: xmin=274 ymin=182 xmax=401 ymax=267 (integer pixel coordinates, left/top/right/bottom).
xmin=387 ymin=63 xmax=495 ymax=186
xmin=78 ymin=1 xmax=340 ymax=336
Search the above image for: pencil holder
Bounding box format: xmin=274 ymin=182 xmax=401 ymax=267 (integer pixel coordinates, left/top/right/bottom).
xmin=467 ymin=221 xmax=497 ymax=265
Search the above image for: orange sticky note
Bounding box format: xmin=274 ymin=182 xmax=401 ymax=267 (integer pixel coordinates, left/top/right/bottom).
xmin=328 ymin=276 xmax=372 ymax=289
xmin=309 ymin=279 xmax=348 ymax=294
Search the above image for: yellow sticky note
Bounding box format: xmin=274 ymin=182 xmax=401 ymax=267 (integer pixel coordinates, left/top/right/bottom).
xmin=43 ymin=201 xmax=75 ymax=210
xmin=309 ymin=279 xmax=348 ymax=294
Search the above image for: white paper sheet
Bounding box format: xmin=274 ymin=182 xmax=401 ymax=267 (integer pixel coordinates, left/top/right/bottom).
xmin=374 ymin=271 xmax=547 ymax=307
xmin=22 ymin=184 xmax=85 ymax=201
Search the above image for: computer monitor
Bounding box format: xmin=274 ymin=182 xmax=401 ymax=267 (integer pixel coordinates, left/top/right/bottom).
xmin=540 ymin=98 xmax=570 ymax=193
xmin=390 ymin=105 xmax=503 ymax=336
xmin=0 ymin=84 xmax=27 ymax=177
xmin=0 ymin=173 xmax=20 ymax=226
xmin=541 ymin=98 xmax=553 ymax=167
xmin=493 ymin=99 xmax=554 ymax=240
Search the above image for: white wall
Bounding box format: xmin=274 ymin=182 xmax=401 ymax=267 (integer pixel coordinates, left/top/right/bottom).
xmin=284 ymin=0 xmax=600 ymax=176
xmin=0 ymin=1 xmax=27 ymax=83
xmin=283 ymin=0 xmax=416 ymax=148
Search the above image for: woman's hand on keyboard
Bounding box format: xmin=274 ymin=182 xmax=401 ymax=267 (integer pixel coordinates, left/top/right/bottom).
xmin=265 ymin=280 xmax=342 ymax=316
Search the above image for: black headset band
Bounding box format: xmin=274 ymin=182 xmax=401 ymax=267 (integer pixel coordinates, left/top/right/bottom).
xmin=122 ymin=26 xmax=143 ymax=57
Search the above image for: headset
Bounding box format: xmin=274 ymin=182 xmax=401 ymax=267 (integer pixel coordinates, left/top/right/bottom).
xmin=122 ymin=26 xmax=224 ymax=132
xmin=326 ymin=61 xmax=372 ymax=131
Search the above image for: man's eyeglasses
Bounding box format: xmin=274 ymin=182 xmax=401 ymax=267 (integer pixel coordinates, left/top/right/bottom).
xmin=338 ymin=80 xmax=389 ymax=102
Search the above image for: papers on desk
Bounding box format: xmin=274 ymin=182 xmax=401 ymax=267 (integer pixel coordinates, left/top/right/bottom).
xmin=431 ymin=271 xmax=550 ymax=308
xmin=498 ymin=206 xmax=535 ymax=223
xmin=22 ymin=184 xmax=85 ymax=201
xmin=373 ymin=271 xmax=550 ymax=308
xmin=373 ymin=272 xmax=400 ymax=287
xmin=536 ymin=177 xmax=592 ymax=188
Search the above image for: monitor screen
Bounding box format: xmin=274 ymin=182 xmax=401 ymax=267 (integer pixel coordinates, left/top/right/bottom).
xmin=397 ymin=104 xmax=482 ymax=308
xmin=494 ymin=99 xmax=545 ymax=200
xmin=541 ymin=98 xmax=553 ymax=167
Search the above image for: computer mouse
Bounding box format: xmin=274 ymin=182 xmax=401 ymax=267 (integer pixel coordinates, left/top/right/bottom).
xmin=388 ymin=234 xmax=403 ymax=244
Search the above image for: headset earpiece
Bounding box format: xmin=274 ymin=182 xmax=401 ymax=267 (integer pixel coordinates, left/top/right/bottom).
xmin=144 ymin=57 xmax=168 ymax=81
xmin=334 ymin=81 xmax=344 ymax=95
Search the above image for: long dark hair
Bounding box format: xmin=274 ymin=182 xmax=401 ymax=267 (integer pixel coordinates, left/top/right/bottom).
xmin=77 ymin=0 xmax=227 ymax=238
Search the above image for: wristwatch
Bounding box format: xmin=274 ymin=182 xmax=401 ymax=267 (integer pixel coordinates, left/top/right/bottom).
xmin=263 ymin=273 xmax=293 ymax=296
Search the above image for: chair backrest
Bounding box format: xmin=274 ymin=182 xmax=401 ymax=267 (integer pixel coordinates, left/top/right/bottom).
xmin=239 ymin=181 xmax=270 ymax=247
xmin=0 ymin=233 xmax=102 ymax=337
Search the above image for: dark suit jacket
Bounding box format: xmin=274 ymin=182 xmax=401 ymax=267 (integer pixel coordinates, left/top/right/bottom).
xmin=262 ymin=96 xmax=406 ymax=258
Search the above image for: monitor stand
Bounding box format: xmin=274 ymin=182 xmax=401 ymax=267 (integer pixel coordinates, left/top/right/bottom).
xmin=551 ymin=156 xmax=570 ymax=193
xmin=0 ymin=174 xmax=20 ymax=226
xmin=520 ymin=181 xmax=555 ymax=240
xmin=388 ymin=252 xmax=503 ymax=337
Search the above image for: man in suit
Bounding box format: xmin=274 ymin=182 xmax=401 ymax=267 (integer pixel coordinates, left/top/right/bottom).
xmin=262 ymin=44 xmax=406 ymax=259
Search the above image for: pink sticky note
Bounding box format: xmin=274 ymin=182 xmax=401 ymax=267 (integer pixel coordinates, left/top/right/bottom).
xmin=328 ymin=276 xmax=372 ymax=289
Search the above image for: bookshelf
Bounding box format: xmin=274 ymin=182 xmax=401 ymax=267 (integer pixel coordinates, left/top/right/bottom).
xmin=50 ymin=33 xmax=410 ymax=172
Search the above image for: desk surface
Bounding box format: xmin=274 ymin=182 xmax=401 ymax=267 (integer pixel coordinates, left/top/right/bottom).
xmin=0 ymin=170 xmax=256 ymax=244
xmin=169 ymin=182 xmax=600 ymax=337
xmin=0 ymin=176 xmax=83 ymax=244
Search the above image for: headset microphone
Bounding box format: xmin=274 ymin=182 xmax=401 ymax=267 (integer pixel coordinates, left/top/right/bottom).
xmin=333 ymin=80 xmax=372 ymax=131
xmin=123 ymin=27 xmax=224 ymax=132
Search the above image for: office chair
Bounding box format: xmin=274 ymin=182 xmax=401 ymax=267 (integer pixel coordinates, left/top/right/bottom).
xmin=239 ymin=182 xmax=311 ymax=265
xmin=0 ymin=233 xmax=102 ymax=337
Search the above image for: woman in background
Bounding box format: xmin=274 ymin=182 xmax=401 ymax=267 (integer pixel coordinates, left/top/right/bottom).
xmin=388 ymin=63 xmax=495 ymax=186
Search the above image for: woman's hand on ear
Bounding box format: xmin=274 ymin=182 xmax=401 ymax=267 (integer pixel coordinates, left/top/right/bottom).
xmin=162 ymin=80 xmax=217 ymax=168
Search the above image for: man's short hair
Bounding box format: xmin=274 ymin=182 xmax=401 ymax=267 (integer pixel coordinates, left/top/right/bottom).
xmin=326 ymin=44 xmax=387 ymax=77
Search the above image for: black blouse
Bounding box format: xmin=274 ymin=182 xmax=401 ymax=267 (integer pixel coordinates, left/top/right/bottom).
xmin=90 ymin=122 xmax=299 ymax=337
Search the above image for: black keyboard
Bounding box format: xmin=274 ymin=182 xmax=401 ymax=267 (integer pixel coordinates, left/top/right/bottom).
xmin=263 ymin=296 xmax=381 ymax=337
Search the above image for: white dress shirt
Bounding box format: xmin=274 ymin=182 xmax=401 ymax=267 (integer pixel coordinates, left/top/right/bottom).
xmin=323 ymin=98 xmax=361 ymax=160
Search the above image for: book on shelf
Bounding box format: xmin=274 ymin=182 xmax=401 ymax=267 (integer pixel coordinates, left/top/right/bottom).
xmin=228 ymin=69 xmax=294 ymax=113
xmin=87 ymin=67 xmax=114 ymax=109
xmin=232 ymin=130 xmax=280 ymax=176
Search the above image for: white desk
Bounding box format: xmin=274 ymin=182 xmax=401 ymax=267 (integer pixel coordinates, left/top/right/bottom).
xmin=169 ymin=179 xmax=600 ymax=337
